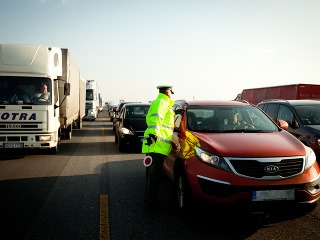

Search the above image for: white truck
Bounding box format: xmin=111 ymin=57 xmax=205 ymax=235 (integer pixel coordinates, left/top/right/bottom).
xmin=0 ymin=44 xmax=85 ymax=153
xmin=84 ymin=79 xmax=99 ymax=120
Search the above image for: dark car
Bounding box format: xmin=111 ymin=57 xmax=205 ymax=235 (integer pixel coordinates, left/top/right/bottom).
xmin=164 ymin=100 xmax=320 ymax=212
xmin=109 ymin=105 xmax=117 ymax=122
xmin=257 ymin=100 xmax=320 ymax=162
xmin=114 ymin=103 xmax=150 ymax=152
xmin=112 ymin=101 xmax=140 ymax=130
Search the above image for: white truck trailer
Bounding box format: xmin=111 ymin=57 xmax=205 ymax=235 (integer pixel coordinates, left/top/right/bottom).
xmin=84 ymin=79 xmax=99 ymax=120
xmin=0 ymin=44 xmax=85 ymax=153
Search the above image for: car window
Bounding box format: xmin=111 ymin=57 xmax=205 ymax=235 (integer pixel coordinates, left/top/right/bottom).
xmin=263 ymin=104 xmax=279 ymax=122
xmin=294 ymin=104 xmax=320 ymax=125
xmin=278 ymin=105 xmax=294 ymax=126
xmin=257 ymin=103 xmax=266 ymax=111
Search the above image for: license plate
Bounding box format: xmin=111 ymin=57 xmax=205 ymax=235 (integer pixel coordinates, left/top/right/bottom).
xmin=3 ymin=143 xmax=24 ymax=148
xmin=252 ymin=189 xmax=295 ymax=201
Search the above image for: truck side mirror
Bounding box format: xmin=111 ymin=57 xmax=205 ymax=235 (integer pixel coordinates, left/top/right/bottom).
xmin=64 ymin=83 xmax=71 ymax=96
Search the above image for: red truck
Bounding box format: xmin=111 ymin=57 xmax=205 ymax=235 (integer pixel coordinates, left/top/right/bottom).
xmin=236 ymin=84 xmax=320 ymax=105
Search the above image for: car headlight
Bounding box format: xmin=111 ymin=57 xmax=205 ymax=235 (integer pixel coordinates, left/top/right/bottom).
xmin=121 ymin=128 xmax=133 ymax=135
xmin=305 ymin=146 xmax=317 ymax=170
xmin=195 ymin=146 xmax=232 ymax=172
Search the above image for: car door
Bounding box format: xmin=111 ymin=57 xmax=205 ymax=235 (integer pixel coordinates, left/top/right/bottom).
xmin=163 ymin=107 xmax=184 ymax=180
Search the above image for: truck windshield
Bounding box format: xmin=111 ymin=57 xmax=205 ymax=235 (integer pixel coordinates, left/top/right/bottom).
xmin=0 ymin=76 xmax=52 ymax=105
xmin=86 ymin=89 xmax=94 ymax=100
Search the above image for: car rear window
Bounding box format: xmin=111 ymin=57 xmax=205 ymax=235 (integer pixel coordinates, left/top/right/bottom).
xmin=126 ymin=106 xmax=150 ymax=118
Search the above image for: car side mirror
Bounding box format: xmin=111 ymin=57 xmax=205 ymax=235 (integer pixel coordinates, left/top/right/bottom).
xmin=278 ymin=119 xmax=289 ymax=130
xmin=174 ymin=114 xmax=182 ymax=131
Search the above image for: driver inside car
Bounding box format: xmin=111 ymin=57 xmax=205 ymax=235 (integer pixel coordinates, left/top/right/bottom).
xmin=223 ymin=111 xmax=241 ymax=130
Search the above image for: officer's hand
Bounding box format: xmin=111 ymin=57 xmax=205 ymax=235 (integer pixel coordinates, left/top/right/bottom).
xmin=146 ymin=137 xmax=153 ymax=146
xmin=149 ymin=134 xmax=157 ymax=142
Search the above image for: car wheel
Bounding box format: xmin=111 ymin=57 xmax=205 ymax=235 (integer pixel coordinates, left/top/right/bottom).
xmin=115 ymin=133 xmax=118 ymax=143
xmin=175 ymin=169 xmax=192 ymax=212
xmin=118 ymin=138 xmax=125 ymax=152
xmin=297 ymin=202 xmax=317 ymax=214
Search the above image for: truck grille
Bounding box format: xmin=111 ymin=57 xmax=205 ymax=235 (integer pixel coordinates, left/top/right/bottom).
xmin=229 ymin=158 xmax=304 ymax=179
xmin=0 ymin=121 xmax=43 ymax=131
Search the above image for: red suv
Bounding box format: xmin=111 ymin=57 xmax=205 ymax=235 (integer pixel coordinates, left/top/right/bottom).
xmin=164 ymin=100 xmax=320 ymax=211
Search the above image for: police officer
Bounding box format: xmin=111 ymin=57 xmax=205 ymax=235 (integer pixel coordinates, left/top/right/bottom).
xmin=142 ymin=85 xmax=178 ymax=210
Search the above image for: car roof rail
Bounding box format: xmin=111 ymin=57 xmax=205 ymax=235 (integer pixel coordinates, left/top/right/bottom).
xmin=233 ymin=99 xmax=250 ymax=104
xmin=175 ymin=99 xmax=187 ymax=104
xmin=260 ymin=99 xmax=286 ymax=103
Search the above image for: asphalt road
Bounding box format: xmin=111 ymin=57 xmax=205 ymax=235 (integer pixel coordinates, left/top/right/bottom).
xmin=0 ymin=109 xmax=319 ymax=240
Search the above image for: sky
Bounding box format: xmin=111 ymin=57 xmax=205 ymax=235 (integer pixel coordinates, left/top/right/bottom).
xmin=1 ymin=0 xmax=319 ymax=104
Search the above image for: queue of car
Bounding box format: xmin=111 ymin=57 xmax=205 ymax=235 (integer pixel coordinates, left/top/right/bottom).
xmin=108 ymin=99 xmax=320 ymax=213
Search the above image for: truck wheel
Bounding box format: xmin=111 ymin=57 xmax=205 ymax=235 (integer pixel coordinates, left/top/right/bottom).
xmin=65 ymin=125 xmax=72 ymax=140
xmin=47 ymin=132 xmax=60 ymax=154
xmin=76 ymin=118 xmax=83 ymax=129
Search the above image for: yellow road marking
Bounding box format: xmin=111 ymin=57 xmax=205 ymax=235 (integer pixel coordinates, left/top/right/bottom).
xmin=102 ymin=128 xmax=105 ymax=136
xmin=100 ymin=194 xmax=110 ymax=240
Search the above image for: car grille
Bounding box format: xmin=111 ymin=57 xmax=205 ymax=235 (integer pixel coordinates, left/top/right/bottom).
xmin=229 ymin=157 xmax=304 ymax=179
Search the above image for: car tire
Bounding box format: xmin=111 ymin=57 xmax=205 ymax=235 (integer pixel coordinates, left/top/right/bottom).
xmin=297 ymin=202 xmax=317 ymax=214
xmin=118 ymin=138 xmax=125 ymax=152
xmin=115 ymin=133 xmax=118 ymax=143
xmin=175 ymin=168 xmax=192 ymax=213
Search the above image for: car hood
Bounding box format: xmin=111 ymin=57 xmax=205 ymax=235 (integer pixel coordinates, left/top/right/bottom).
xmin=190 ymin=130 xmax=306 ymax=157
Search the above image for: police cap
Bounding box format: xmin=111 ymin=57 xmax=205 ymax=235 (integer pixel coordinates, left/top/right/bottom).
xmin=157 ymin=85 xmax=174 ymax=94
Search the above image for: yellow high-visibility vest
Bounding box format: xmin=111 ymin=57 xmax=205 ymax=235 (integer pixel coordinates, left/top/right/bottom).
xmin=142 ymin=93 xmax=175 ymax=155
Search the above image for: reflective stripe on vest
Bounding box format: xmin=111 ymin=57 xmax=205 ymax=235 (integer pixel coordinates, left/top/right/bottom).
xmin=150 ymin=113 xmax=164 ymax=119
xmin=148 ymin=125 xmax=160 ymax=131
xmin=143 ymin=136 xmax=172 ymax=145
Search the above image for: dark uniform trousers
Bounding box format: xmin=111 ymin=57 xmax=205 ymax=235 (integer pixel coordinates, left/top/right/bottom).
xmin=144 ymin=152 xmax=166 ymax=205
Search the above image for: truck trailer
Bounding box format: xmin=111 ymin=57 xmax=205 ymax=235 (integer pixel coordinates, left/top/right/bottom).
xmin=236 ymin=84 xmax=320 ymax=105
xmin=0 ymin=44 xmax=85 ymax=153
xmin=84 ymin=79 xmax=99 ymax=120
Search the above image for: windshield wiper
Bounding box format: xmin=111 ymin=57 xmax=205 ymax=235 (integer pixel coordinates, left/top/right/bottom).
xmin=230 ymin=129 xmax=265 ymax=133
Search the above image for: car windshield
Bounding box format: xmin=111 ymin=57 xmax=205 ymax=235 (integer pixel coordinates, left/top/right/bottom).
xmin=294 ymin=104 xmax=320 ymax=125
xmin=0 ymin=76 xmax=52 ymax=105
xmin=186 ymin=105 xmax=279 ymax=132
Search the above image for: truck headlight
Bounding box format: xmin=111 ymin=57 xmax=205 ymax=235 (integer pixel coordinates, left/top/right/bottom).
xmin=37 ymin=135 xmax=52 ymax=141
xmin=195 ymin=146 xmax=232 ymax=172
xmin=305 ymin=146 xmax=316 ymax=170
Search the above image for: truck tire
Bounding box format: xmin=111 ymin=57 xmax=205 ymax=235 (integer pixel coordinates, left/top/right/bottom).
xmin=47 ymin=131 xmax=61 ymax=154
xmin=76 ymin=118 xmax=83 ymax=129
xmin=65 ymin=124 xmax=72 ymax=140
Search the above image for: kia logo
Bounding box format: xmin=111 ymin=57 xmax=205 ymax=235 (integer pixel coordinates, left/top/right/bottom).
xmin=264 ymin=165 xmax=279 ymax=173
